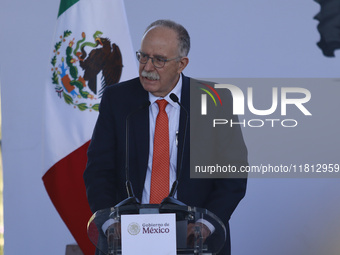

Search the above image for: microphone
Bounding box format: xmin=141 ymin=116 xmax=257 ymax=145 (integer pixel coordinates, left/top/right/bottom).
xmin=115 ymin=101 xmax=150 ymax=207
xmin=161 ymin=93 xmax=188 ymax=206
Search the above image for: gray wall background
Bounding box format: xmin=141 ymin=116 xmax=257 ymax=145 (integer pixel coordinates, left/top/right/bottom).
xmin=1 ymin=0 xmax=340 ymax=255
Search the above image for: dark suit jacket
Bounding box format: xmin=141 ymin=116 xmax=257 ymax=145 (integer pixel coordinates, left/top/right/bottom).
xmin=84 ymin=74 xmax=248 ymax=255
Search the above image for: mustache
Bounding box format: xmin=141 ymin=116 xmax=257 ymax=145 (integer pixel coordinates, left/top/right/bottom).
xmin=141 ymin=70 xmax=160 ymax=80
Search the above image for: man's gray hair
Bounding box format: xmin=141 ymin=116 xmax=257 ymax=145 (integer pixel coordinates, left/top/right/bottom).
xmin=144 ymin=19 xmax=190 ymax=57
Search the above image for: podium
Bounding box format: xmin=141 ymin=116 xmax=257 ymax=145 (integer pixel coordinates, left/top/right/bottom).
xmin=87 ymin=204 xmax=226 ymax=255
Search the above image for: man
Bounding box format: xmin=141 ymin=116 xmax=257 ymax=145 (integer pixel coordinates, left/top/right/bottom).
xmin=84 ymin=19 xmax=248 ymax=255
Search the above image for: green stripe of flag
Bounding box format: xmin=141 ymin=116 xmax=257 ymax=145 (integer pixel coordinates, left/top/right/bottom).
xmin=57 ymin=0 xmax=79 ymax=17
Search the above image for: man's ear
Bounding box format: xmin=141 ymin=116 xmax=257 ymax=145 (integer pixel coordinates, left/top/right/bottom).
xmin=177 ymin=57 xmax=189 ymax=74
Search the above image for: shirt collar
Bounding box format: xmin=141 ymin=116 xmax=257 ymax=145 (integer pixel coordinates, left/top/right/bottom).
xmin=148 ymin=74 xmax=182 ymax=108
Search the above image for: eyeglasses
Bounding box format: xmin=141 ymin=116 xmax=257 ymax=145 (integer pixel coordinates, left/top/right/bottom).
xmin=136 ymin=51 xmax=181 ymax=68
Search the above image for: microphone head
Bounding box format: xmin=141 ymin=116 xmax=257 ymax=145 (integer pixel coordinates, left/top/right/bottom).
xmin=170 ymin=93 xmax=179 ymax=103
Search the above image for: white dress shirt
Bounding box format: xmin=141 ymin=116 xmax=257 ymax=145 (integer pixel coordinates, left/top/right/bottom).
xmin=142 ymin=75 xmax=182 ymax=203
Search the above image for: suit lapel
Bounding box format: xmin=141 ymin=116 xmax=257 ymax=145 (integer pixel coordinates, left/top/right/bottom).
xmin=128 ymin=83 xmax=149 ymax=201
xmin=177 ymin=74 xmax=190 ymax=185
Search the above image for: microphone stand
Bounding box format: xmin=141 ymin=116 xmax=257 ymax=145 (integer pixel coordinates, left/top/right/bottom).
xmin=161 ymin=93 xmax=188 ymax=207
xmin=115 ymin=102 xmax=150 ymax=207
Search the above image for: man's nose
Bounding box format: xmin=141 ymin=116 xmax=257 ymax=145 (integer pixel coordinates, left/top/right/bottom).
xmin=143 ymin=57 xmax=155 ymax=71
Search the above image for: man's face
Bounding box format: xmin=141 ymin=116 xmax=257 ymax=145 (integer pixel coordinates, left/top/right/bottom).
xmin=139 ymin=26 xmax=188 ymax=97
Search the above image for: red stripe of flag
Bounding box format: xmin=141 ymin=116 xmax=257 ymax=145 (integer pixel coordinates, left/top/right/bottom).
xmin=42 ymin=140 xmax=95 ymax=255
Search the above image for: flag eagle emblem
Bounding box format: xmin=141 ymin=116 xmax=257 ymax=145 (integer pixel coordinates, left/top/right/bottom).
xmin=50 ymin=30 xmax=123 ymax=111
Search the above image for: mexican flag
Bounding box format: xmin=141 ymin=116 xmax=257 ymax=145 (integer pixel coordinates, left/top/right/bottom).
xmin=42 ymin=0 xmax=137 ymax=253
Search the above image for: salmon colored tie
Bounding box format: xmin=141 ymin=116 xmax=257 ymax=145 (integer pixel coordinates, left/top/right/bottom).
xmin=150 ymin=99 xmax=169 ymax=204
